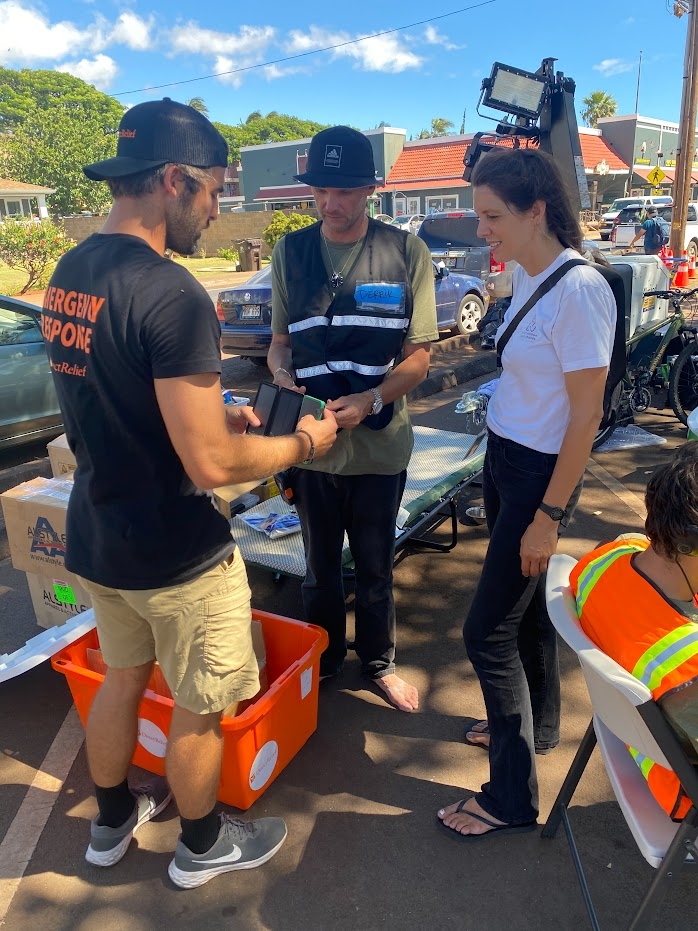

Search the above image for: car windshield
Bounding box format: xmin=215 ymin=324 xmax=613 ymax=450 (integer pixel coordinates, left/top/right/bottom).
xmin=609 ymin=198 xmax=642 ymax=211
xmin=418 ymin=217 xmax=486 ymax=249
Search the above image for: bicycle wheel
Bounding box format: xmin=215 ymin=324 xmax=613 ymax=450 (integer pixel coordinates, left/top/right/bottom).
xmin=669 ymin=341 xmax=698 ymax=425
xmin=592 ymin=421 xmax=617 ymax=450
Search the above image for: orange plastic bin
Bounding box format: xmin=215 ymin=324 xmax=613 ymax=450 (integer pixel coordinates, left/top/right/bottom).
xmin=51 ymin=609 xmax=328 ymax=810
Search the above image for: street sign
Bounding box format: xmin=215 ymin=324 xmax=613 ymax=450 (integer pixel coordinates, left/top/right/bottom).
xmin=647 ymin=166 xmax=666 ymax=186
xmin=653 ymin=187 xmax=663 ymax=194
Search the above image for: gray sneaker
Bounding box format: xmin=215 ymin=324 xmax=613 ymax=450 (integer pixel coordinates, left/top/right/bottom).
xmin=168 ymin=813 xmax=288 ymax=889
xmin=85 ymin=777 xmax=173 ymax=867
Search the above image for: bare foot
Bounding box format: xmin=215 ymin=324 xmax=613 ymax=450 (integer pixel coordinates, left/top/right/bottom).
xmin=437 ymin=797 xmax=506 ymax=836
xmin=374 ymin=674 xmax=419 ymax=712
xmin=465 ymin=719 xmax=490 ymax=749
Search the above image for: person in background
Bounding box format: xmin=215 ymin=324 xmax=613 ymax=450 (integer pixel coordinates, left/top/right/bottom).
xmin=571 ymin=443 xmax=698 ymax=820
xmin=628 ymin=205 xmax=664 ymax=255
xmin=268 ymin=126 xmax=438 ymax=713
xmin=437 ymin=147 xmax=616 ymax=839
xmin=42 ymin=98 xmax=337 ymax=889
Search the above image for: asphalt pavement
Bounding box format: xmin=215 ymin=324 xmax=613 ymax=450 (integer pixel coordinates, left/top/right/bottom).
xmin=1 ymin=271 xmax=695 ymax=929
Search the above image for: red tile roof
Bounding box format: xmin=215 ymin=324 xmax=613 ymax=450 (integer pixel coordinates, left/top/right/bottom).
xmin=0 ymin=177 xmax=55 ymax=194
xmin=377 ymin=132 xmax=628 ymax=192
xmin=577 ymin=133 xmax=628 ymax=172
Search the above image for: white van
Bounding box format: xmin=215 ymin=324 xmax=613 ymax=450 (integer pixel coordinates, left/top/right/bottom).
xmin=612 ymin=202 xmax=698 ymax=256
xmin=600 ymin=195 xmax=673 ymax=240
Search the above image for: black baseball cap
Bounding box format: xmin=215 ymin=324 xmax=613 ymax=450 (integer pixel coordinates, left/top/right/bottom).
xmin=646 ymin=205 xmax=658 ymax=215
xmin=294 ymin=126 xmax=377 ymax=188
xmin=84 ymin=98 xmax=228 ymax=181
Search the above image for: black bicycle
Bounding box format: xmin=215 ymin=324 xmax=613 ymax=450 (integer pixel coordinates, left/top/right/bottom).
xmin=598 ymin=287 xmax=698 ymax=445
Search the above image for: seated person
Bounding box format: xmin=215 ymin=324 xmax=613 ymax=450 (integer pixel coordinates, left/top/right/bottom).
xmin=570 ymin=443 xmax=698 ymax=821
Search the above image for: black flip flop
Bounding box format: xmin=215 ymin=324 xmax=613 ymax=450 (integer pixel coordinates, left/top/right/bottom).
xmin=463 ymin=720 xmax=490 ymax=751
xmin=437 ymin=800 xmax=537 ymax=842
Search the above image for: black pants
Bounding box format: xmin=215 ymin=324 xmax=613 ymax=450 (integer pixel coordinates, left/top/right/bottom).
xmin=292 ymin=468 xmax=407 ymax=679
xmin=463 ymin=430 xmax=583 ymax=824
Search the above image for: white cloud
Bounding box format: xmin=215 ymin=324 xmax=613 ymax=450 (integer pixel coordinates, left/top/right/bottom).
xmin=0 ymin=0 xmax=99 ymax=64
xmin=424 ymin=25 xmax=464 ymax=51
xmin=593 ymin=58 xmax=635 ymax=77
xmin=167 ymin=23 xmax=276 ymax=85
xmin=263 ymin=64 xmax=309 ymax=81
xmin=55 ymin=53 xmax=119 ymax=90
xmin=287 ymin=25 xmax=422 ymax=73
xmin=110 ymin=12 xmax=154 ymax=51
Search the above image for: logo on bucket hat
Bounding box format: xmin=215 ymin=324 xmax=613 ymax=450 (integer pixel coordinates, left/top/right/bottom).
xmin=83 ymin=97 xmax=228 ymax=182
xmin=294 ymin=126 xmax=377 ymax=189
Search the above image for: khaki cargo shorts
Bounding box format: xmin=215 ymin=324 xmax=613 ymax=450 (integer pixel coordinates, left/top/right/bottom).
xmin=77 ymin=548 xmax=259 ymax=714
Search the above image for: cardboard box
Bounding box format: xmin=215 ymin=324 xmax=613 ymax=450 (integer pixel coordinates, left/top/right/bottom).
xmin=47 ymin=434 xmax=77 ymax=477
xmin=212 ymin=480 xmax=261 ymax=519
xmin=26 ymin=570 xmax=92 ymax=629
xmin=1 ymin=476 xmax=74 ymax=575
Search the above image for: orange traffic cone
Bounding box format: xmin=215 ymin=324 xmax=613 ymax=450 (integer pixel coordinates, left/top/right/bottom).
xmin=674 ymin=251 xmax=690 ymax=288
xmin=689 ymin=251 xmax=698 ymax=281
xmin=664 ymin=248 xmax=674 ymax=270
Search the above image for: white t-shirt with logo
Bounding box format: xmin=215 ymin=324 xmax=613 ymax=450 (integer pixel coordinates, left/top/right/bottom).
xmin=486 ymin=248 xmax=616 ymax=454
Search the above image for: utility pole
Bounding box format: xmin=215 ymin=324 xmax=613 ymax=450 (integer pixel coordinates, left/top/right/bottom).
xmin=670 ymin=0 xmax=698 ymax=259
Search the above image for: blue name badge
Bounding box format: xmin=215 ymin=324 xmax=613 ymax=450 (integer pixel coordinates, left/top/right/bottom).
xmin=354 ymin=281 xmax=406 ymax=315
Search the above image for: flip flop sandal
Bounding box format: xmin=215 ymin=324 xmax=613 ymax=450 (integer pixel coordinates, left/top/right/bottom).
xmin=464 ymin=720 xmax=490 ymax=750
xmin=437 ymin=800 xmax=537 ymax=842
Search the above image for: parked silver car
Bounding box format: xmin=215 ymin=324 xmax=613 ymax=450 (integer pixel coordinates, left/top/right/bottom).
xmin=0 ymin=295 xmax=63 ymax=449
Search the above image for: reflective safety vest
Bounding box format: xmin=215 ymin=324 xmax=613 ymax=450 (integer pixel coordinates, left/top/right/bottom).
xmin=571 ymin=538 xmax=698 ymax=821
xmin=284 ymin=219 xmax=413 ymax=430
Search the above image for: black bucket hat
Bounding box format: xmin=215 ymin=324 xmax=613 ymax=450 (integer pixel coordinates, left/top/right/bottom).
xmin=84 ymin=97 xmax=228 ymax=181
xmin=294 ymin=126 xmax=377 ymax=188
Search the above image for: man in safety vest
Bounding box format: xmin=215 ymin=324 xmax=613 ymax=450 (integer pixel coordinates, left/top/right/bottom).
xmin=267 ymin=126 xmax=438 ymax=712
xmin=570 ymin=442 xmax=698 ymax=821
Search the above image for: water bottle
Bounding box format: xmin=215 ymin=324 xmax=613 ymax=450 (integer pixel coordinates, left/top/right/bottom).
xmin=222 ymin=389 xmax=236 ymax=405
xmin=455 ymin=391 xmax=488 ymax=433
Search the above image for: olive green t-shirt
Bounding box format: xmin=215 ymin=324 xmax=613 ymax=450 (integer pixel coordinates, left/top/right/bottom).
xmin=271 ymin=230 xmax=438 ymax=475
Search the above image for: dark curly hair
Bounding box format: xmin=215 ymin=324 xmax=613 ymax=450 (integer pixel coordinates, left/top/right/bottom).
xmin=644 ymin=443 xmax=698 ymax=559
xmin=470 ymin=147 xmax=582 ymax=253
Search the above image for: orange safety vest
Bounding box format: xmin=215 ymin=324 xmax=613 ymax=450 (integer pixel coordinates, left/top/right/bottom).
xmin=571 ymin=538 xmax=698 ymax=822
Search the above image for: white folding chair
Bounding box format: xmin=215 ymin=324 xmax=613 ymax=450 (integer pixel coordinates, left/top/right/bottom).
xmin=543 ymin=554 xmax=698 ymax=931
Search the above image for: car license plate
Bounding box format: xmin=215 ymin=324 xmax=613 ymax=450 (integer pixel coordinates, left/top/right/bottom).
xmin=240 ymin=304 xmax=261 ymax=319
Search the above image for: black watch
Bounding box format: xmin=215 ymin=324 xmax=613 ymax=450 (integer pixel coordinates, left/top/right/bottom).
xmin=538 ymin=502 xmax=567 ymax=522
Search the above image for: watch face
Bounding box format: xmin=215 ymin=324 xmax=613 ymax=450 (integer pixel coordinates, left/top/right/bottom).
xmin=551 ymin=508 xmax=565 ymax=521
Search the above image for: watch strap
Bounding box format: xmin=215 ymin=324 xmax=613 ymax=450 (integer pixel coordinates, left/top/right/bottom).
xmin=538 ymin=501 xmax=566 ymax=521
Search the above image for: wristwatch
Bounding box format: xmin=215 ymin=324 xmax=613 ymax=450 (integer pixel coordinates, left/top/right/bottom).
xmin=369 ymin=387 xmax=384 ymax=416
xmin=538 ymin=502 xmax=567 ymax=522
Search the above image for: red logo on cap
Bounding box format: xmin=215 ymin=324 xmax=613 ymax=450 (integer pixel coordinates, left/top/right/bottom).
xmin=119 ymin=129 xmax=137 ymax=138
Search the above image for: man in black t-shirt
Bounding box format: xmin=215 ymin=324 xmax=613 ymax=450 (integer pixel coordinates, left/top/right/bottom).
xmin=43 ymin=98 xmax=337 ymax=890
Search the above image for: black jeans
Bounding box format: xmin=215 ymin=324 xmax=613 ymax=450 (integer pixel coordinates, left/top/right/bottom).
xmin=292 ymin=468 xmax=407 ymax=679
xmin=463 ymin=430 xmax=583 ymax=824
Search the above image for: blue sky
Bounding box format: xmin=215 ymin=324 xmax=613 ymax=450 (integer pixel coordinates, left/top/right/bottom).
xmin=1 ymin=0 xmax=693 ymax=137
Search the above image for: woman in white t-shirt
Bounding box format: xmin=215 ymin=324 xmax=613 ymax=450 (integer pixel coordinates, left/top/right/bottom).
xmin=437 ymin=147 xmax=616 ymax=840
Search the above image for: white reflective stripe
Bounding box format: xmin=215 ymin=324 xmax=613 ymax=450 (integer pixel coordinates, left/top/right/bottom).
xmin=332 ymin=314 xmax=408 ymax=330
xmin=296 ymin=363 xmax=332 ymax=378
xmin=296 ymin=359 xmax=394 ymax=379
xmin=288 ymin=317 xmax=329 ymax=333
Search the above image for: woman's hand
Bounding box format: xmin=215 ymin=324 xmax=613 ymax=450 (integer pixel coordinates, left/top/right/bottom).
xmin=520 ymin=511 xmax=559 ymax=577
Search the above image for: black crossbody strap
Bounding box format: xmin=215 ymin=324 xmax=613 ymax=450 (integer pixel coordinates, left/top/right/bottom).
xmin=496 ymin=259 xmax=588 ymax=368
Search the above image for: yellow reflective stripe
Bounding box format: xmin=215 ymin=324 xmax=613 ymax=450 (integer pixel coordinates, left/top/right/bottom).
xmin=628 ymin=747 xmax=654 ymax=779
xmin=574 ymin=544 xmax=643 ymax=613
xmin=631 ymin=625 xmax=698 ymax=691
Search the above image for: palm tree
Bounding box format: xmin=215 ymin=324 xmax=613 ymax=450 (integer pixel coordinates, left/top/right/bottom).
xmin=581 ymin=91 xmax=617 ymax=129
xmin=431 ymin=117 xmax=454 ymax=136
xmin=186 ymin=97 xmax=209 ymax=117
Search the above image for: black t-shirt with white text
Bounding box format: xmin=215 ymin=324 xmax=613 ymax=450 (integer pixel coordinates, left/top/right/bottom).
xmin=42 ymin=233 xmax=233 ymax=589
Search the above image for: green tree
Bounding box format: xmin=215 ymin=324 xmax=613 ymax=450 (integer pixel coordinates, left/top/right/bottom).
xmin=0 ymin=66 xmax=124 ymax=131
xmin=186 ymin=97 xmax=209 ymax=116
xmin=1 ymin=106 xmax=117 ymax=216
xmin=416 ymin=118 xmax=455 ymax=139
xmin=581 ymin=91 xmax=618 ymax=128
xmin=261 ymin=211 xmax=316 ymax=249
xmin=0 ymin=218 xmax=75 ymax=293
xmin=430 ymin=117 xmax=454 ymax=136
xmin=214 ymin=113 xmax=330 ymax=162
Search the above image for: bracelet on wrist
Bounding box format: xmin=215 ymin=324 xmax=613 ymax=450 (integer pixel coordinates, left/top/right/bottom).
xmin=295 ymin=428 xmax=315 ymax=464
xmin=274 ymin=367 xmax=295 ymax=383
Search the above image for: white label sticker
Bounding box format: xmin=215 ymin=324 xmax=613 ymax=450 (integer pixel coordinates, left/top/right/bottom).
xmin=300 ymin=666 xmax=313 ymax=699
xmin=137 ymin=718 xmax=168 ymax=758
xmin=249 ymin=740 xmax=279 ymax=791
